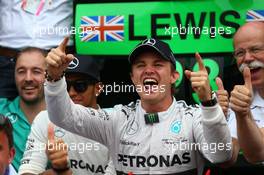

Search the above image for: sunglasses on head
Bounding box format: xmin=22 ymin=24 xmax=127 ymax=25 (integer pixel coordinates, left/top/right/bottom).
xmin=66 ymin=79 xmax=96 ymax=93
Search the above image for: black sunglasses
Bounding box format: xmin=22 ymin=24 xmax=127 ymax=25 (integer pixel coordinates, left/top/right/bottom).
xmin=66 ymin=79 xmax=97 ymax=93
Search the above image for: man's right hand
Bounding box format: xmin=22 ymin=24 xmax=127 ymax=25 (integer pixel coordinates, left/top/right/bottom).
xmin=230 ymin=67 xmax=253 ymax=118
xmin=45 ymin=37 xmax=74 ymax=80
xmin=46 ymin=123 xmax=69 ymax=171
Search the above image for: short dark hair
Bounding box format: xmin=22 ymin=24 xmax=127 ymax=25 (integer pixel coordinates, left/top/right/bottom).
xmin=130 ymin=48 xmax=176 ymax=72
xmin=0 ymin=114 xmax=14 ymax=149
xmin=15 ymin=47 xmax=47 ymax=65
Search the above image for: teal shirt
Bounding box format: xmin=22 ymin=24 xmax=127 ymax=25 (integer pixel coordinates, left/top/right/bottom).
xmin=0 ymin=97 xmax=31 ymax=171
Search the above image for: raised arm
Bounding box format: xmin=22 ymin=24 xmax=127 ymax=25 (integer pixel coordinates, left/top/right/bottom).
xmin=230 ymin=67 xmax=264 ymax=163
xmin=44 ymin=37 xmax=113 ymax=146
xmin=185 ymin=53 xmax=232 ymax=163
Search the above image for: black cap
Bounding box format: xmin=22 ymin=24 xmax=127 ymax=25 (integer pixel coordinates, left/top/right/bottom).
xmin=128 ymin=38 xmax=176 ymax=68
xmin=66 ymin=54 xmax=100 ymax=81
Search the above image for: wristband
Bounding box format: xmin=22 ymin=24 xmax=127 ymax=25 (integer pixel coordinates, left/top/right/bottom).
xmin=201 ymin=91 xmax=218 ymax=107
xmin=45 ymin=70 xmax=65 ymax=82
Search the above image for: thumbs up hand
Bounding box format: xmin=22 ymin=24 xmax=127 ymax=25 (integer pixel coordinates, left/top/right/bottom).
xmin=46 ymin=123 xmax=69 ymax=171
xmin=45 ymin=36 xmax=74 ymax=80
xmin=216 ymin=77 xmax=229 ymax=116
xmin=185 ymin=53 xmax=211 ymax=102
xmin=230 ymin=67 xmax=253 ymax=117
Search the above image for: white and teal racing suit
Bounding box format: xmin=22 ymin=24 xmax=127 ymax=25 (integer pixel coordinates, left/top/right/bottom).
xmin=45 ymin=77 xmax=232 ymax=175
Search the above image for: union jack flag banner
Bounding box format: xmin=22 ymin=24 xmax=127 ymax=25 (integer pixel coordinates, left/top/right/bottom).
xmin=80 ymin=15 xmax=124 ymax=42
xmin=246 ymin=10 xmax=264 ymax=22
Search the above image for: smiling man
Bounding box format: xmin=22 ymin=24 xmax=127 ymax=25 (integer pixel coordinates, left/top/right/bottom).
xmin=228 ymin=21 xmax=264 ymax=163
xmin=0 ymin=47 xmax=46 ymax=171
xmin=44 ymin=37 xmax=232 ymax=175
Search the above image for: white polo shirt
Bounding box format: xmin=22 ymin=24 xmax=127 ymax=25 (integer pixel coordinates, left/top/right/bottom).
xmin=228 ymin=91 xmax=264 ymax=138
xmin=0 ymin=0 xmax=73 ymax=50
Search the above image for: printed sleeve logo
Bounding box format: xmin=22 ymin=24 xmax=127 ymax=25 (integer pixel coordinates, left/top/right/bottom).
xmin=170 ymin=121 xmax=182 ymax=134
xmin=55 ymin=128 xmax=65 ymax=138
xmin=5 ymin=112 xmax=18 ymax=124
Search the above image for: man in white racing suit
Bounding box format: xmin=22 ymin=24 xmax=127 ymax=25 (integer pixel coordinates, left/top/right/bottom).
xmin=44 ymin=37 xmax=232 ymax=175
xmin=19 ymin=55 xmax=115 ymax=175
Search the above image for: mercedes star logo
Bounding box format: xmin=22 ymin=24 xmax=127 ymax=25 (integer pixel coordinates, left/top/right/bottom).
xmin=142 ymin=38 xmax=156 ymax=46
xmin=68 ymin=57 xmax=79 ymax=69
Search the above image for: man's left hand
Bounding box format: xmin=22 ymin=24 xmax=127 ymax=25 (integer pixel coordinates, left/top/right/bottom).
xmin=185 ymin=53 xmax=211 ymax=102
